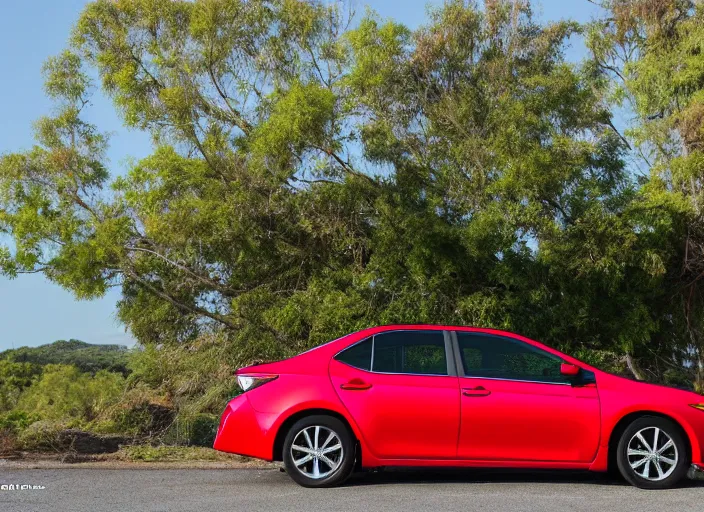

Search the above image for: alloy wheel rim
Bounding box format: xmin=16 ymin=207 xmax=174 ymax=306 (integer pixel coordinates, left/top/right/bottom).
xmin=626 ymin=426 xmax=678 ymax=481
xmin=290 ymin=425 xmax=344 ymax=479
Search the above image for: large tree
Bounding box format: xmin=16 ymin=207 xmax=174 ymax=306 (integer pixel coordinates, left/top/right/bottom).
xmin=588 ymin=0 xmax=704 ymax=388
xmin=0 ymin=0 xmax=690 ymax=382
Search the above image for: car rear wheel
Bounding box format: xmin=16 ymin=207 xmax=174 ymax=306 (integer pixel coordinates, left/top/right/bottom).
xmin=616 ymin=416 xmax=689 ymax=489
xmin=282 ymin=415 xmax=355 ymax=487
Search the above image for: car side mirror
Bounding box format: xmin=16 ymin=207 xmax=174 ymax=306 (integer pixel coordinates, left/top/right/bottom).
xmin=560 ymin=363 xmax=580 ymax=376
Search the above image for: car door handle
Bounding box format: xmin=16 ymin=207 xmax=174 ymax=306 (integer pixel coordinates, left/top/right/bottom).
xmin=462 ymin=386 xmax=491 ymax=397
xmin=340 ymin=378 xmax=372 ymax=391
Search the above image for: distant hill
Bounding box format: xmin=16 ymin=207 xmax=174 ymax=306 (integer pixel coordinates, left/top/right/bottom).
xmin=0 ymin=339 xmax=130 ymax=375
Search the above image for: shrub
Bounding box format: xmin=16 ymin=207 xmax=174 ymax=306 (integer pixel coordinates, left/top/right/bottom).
xmin=189 ymin=414 xmax=219 ymax=447
xmin=0 ymin=429 xmax=17 ymax=454
xmin=1 ymin=340 xmax=130 ymax=375
xmin=15 ymin=365 xmax=125 ymax=424
xmin=160 ymin=414 xmax=216 ymax=447
xmin=128 ymin=337 xmax=235 ymax=412
xmin=0 ymin=411 xmax=35 ymax=454
xmin=0 ymin=410 xmax=40 ymax=433
xmin=0 ymin=360 xmax=40 ymax=413
xmin=2 ymin=335 xmax=247 ymax=451
xmin=17 ymin=420 xmax=65 ymax=452
xmin=108 ymin=401 xmax=175 ymax=437
xmin=128 ymin=337 xmax=236 ymax=424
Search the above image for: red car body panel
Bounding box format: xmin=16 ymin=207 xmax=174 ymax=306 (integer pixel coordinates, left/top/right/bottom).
xmin=213 ymin=325 xmax=704 ymax=471
xmin=329 ymin=358 xmax=461 ymax=459
xmin=456 ymin=376 xmax=601 ymax=462
xmin=590 ymin=373 xmax=704 ymax=469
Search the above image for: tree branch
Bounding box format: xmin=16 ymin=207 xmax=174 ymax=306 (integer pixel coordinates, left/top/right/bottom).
xmin=124 ymin=268 xmax=238 ymax=330
xmin=606 ymin=117 xmax=632 ymax=151
xmin=313 ymin=145 xmax=377 ymax=186
xmin=124 ymin=245 xmax=236 ymax=295
xmin=624 ymin=352 xmax=645 ymax=381
xmin=543 ymin=198 xmax=573 ymax=225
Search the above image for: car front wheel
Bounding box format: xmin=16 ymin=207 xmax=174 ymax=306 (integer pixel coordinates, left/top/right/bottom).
xmin=282 ymin=415 xmax=355 ymax=487
xmin=616 ymin=416 xmax=689 ymax=489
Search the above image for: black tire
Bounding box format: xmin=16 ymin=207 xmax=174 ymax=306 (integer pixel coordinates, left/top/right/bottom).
xmin=616 ymin=416 xmax=689 ymax=489
xmin=282 ymin=415 xmax=355 ymax=488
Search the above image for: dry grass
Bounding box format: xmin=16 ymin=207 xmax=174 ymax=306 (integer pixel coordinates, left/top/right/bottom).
xmin=0 ymin=447 xmax=276 ymax=469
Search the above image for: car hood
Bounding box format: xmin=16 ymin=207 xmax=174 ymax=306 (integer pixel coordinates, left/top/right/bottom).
xmin=602 ymin=371 xmax=702 ymax=402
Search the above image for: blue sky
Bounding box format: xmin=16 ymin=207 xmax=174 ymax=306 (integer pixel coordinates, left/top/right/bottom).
xmin=0 ymin=0 xmax=602 ymax=351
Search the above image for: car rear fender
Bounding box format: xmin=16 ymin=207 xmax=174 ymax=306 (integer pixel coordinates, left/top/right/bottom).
xmin=242 ymin=372 xmax=375 ymax=464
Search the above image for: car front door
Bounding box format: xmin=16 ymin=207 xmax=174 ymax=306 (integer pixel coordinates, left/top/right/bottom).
xmin=329 ymin=329 xmax=460 ymax=460
xmin=455 ymin=331 xmax=600 ymax=463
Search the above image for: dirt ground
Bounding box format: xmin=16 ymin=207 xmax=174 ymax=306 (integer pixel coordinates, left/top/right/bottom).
xmin=0 ymin=452 xmax=276 ymax=470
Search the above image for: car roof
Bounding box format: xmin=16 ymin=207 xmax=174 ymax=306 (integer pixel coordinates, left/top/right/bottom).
xmin=322 ymin=324 xmax=593 ymax=370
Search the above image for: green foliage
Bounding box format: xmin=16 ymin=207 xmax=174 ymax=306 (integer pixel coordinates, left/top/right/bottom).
xmin=0 ymin=411 xmax=41 ymax=453
xmin=127 ymin=336 xmax=235 ymax=413
xmin=0 ymin=339 xmax=130 ymax=375
xmin=188 ymin=414 xmax=219 ymax=447
xmin=16 ymin=420 xmax=66 ymax=452
xmin=0 ymin=360 xmax=40 ymax=412
xmin=15 ymin=365 xmax=125 ymax=424
xmin=0 ymin=0 xmax=703 ymax=404
xmin=586 ymin=0 xmax=704 ymax=389
xmin=159 ymin=413 xmax=219 ymax=447
xmin=103 ymin=398 xmax=174 ymax=437
xmin=0 ymin=338 xmax=244 ymax=449
xmin=0 ymin=410 xmax=41 ymax=434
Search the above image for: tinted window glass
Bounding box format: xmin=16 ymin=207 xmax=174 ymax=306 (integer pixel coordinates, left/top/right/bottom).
xmin=581 ymin=369 xmax=596 ymax=385
xmin=372 ymin=331 xmax=447 ymax=375
xmin=457 ymin=333 xmax=567 ymax=383
xmin=335 ymin=338 xmax=372 ymax=370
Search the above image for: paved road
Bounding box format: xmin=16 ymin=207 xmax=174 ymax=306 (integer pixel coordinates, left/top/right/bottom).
xmin=2 ymin=467 xmax=704 ymax=512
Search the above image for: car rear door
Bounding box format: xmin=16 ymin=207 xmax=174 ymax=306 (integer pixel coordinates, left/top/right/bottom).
xmin=454 ymin=331 xmax=601 ymax=463
xmin=329 ymin=329 xmax=460 ymax=460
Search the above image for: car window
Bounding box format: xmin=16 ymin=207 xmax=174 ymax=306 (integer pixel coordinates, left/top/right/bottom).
xmin=457 ymin=332 xmax=568 ymax=384
xmin=334 ymin=337 xmax=372 ymax=370
xmin=372 ymin=331 xmax=447 ymax=375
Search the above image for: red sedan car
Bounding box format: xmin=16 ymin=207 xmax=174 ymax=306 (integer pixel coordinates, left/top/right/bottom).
xmin=213 ymin=325 xmax=704 ymax=488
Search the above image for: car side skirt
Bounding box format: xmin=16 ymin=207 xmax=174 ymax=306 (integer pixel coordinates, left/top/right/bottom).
xmin=361 ymin=459 xmax=594 ymax=470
